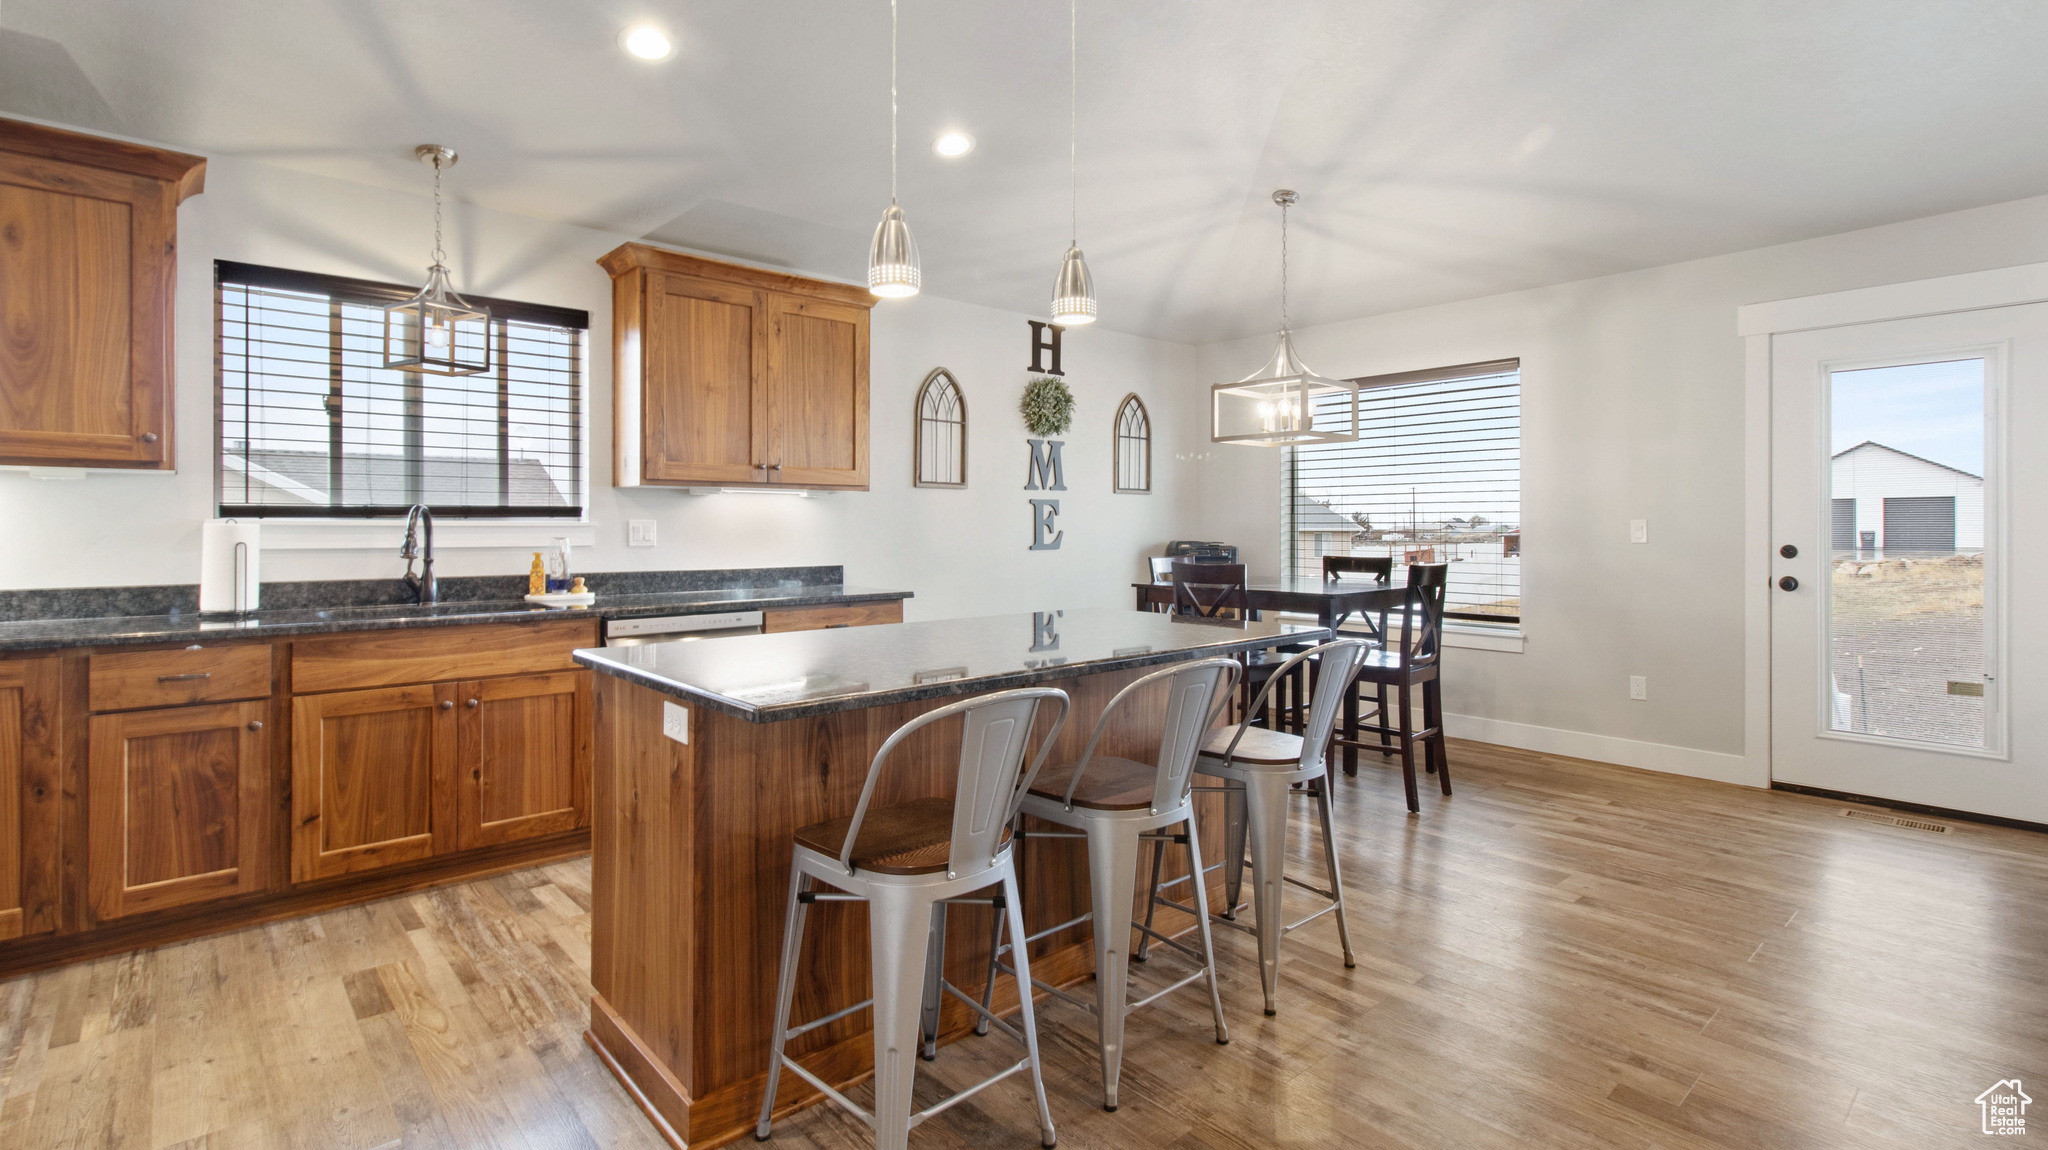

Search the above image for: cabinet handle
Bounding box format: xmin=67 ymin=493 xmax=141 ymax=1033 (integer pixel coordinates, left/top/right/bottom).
xmin=247 ymin=720 xmax=264 ymax=732
xmin=467 ymin=698 xmax=479 ymax=708
xmin=158 ymin=672 xmax=212 ymax=683
xmin=141 ymin=432 xmax=159 ymax=444
xmin=769 ymin=462 xmax=782 ymax=471
xmin=439 ymin=700 xmax=455 ymax=710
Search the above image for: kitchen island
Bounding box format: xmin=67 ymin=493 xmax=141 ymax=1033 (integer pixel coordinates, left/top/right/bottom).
xmin=573 ymin=609 xmax=1327 ymax=1148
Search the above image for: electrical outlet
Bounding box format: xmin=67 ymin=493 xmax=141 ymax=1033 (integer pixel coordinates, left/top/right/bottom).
xmin=629 ymin=520 xmax=657 ymax=547
xmin=1629 ymin=675 xmax=1648 ymax=701
xmin=1629 ymin=519 xmax=1648 ymax=544
xmin=662 ymin=701 xmax=689 ymax=744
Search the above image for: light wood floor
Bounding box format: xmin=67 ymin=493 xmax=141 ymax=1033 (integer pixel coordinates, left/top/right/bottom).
xmin=3 ymin=739 xmax=2043 ymax=1149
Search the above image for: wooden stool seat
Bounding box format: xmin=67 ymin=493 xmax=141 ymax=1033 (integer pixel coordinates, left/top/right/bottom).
xmin=793 ymin=797 xmax=1010 ymax=875
xmin=1027 ymin=755 xmax=1158 ymax=810
xmin=1201 ymin=725 xmax=1303 ymax=766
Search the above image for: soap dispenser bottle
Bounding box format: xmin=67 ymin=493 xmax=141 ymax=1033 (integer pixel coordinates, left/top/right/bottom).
xmin=528 ymin=551 xmax=546 ymax=596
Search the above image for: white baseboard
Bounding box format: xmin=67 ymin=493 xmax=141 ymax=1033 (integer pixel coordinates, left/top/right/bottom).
xmin=1445 ymin=712 xmax=1765 ymax=788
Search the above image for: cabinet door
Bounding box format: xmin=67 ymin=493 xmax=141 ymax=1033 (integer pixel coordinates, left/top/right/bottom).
xmin=763 ymin=292 xmax=869 ymax=488
xmin=0 ymin=660 xmax=60 ymax=940
xmin=291 ymin=683 xmax=455 ymax=883
xmin=642 ymin=272 xmax=767 ymax=484
xmin=0 ymin=155 xmax=179 ymax=467
xmin=87 ymin=700 xmax=270 ymax=919
xmin=456 ymin=671 xmax=590 ymax=850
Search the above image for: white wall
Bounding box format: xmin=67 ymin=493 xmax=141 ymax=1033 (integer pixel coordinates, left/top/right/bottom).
xmin=1192 ymin=192 xmax=2048 ymax=780
xmin=0 ymin=156 xmax=1201 ymax=622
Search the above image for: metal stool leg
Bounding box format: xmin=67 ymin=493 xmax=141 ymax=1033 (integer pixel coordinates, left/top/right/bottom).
xmin=1221 ymin=780 xmax=1248 ymax=919
xmin=1181 ymin=817 xmax=1230 ymax=1045
xmin=974 ymin=894 xmax=1004 ymax=1038
xmin=1132 ymin=837 xmax=1166 ymax=964
xmin=917 ymin=902 xmax=947 ymax=1060
xmin=1082 ymin=821 xmax=1142 ymax=1111
xmin=755 ymin=867 xmax=812 ymax=1140
xmin=1241 ymin=770 xmax=1294 ymax=1016
xmin=1311 ymin=779 xmax=1356 ymax=969
xmin=1002 ymin=866 xmax=1059 ymax=1148
xmin=868 ymin=886 xmax=938 ymax=1150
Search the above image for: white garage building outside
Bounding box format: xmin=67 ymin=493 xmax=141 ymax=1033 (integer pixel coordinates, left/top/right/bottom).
xmin=1831 ymin=440 xmax=1982 ymax=555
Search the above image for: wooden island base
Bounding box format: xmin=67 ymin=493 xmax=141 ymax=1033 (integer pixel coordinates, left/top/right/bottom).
xmin=586 ymin=667 xmax=1231 ymax=1150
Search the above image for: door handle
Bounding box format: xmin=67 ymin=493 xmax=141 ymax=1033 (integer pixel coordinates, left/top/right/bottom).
xmin=1778 ymin=576 xmax=1799 ymax=592
xmin=1779 ymin=544 xmax=1798 ymax=559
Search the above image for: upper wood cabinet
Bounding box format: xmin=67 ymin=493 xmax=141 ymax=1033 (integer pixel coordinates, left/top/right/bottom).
xmin=0 ymin=118 xmax=205 ymax=468
xmin=600 ymin=244 xmax=872 ymax=490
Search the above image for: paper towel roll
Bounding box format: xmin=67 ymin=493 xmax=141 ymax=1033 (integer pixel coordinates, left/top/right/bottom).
xmin=200 ymin=519 xmax=261 ymax=613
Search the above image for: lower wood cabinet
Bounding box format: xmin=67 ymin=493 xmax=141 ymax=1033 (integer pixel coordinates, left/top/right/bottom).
xmin=0 ymin=659 xmax=59 ymax=941
xmin=87 ymin=699 xmax=270 ymax=919
xmin=291 ymin=682 xmax=456 ymax=883
xmin=457 ymin=671 xmax=590 ymax=850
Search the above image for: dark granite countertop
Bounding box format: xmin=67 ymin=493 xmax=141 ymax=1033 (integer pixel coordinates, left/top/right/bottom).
xmin=574 ymin=608 xmax=1331 ymax=722
xmin=0 ymin=584 xmax=911 ymax=652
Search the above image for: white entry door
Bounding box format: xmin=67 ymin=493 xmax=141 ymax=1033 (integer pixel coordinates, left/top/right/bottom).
xmin=1770 ymin=304 xmax=2044 ymax=823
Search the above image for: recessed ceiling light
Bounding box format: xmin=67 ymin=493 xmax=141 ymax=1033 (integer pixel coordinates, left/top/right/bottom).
xmin=933 ymin=132 xmax=975 ymax=158
xmin=622 ymin=26 xmax=674 ymax=61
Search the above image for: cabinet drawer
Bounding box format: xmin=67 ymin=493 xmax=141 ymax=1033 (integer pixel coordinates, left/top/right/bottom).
xmin=89 ymin=644 xmax=273 ymax=711
xmin=761 ymin=601 xmax=903 ymax=633
xmin=292 ymin=620 xmax=602 ymax=694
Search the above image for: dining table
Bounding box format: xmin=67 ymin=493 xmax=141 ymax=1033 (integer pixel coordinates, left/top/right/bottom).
xmin=1131 ymin=573 xmax=1408 ymax=639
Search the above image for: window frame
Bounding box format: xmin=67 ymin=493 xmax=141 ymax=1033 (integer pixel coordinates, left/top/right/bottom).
xmin=213 ymin=260 xmax=589 ymax=520
xmin=1113 ymin=393 xmax=1151 ymax=494
xmin=912 ymin=367 xmax=968 ymax=488
xmin=1283 ymin=358 xmax=1520 ymax=626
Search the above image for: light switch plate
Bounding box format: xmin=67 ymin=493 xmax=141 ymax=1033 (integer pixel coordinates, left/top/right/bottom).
xmin=1629 ymin=675 xmax=1648 ymax=701
xmin=1629 ymin=519 xmax=1648 ymax=544
xmin=629 ymin=520 xmax=657 ymax=547
xmin=662 ymin=701 xmax=689 ymax=744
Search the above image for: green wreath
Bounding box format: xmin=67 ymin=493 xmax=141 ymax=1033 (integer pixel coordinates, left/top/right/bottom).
xmin=1019 ymin=376 xmax=1074 ymax=438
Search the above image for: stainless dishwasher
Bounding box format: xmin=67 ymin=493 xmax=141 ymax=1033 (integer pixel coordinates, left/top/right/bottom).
xmin=602 ymin=610 xmax=765 ymax=646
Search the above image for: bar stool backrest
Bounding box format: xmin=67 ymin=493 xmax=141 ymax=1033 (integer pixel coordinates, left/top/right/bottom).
xmin=1396 ymin=563 xmax=1449 ymax=669
xmin=1056 ymin=657 xmax=1241 ymax=814
xmin=1322 ymin=555 xmax=1392 ymax=584
xmin=1211 ymin=638 xmax=1369 ymax=773
xmin=839 ymin=687 xmax=1072 ymax=878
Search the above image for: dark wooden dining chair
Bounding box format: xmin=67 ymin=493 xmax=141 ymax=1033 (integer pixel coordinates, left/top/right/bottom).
xmin=1334 ymin=563 xmax=1450 ymax=812
xmin=1322 ymin=555 xmax=1393 ymax=583
xmin=1168 ymin=562 xmax=1303 ymax=731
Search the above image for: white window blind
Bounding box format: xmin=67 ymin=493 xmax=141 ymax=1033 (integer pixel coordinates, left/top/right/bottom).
xmin=215 ymin=261 xmax=587 ymax=518
xmin=1285 ymin=359 xmax=1521 ymax=623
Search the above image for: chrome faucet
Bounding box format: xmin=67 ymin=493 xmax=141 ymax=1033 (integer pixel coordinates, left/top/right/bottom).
xmin=400 ymin=504 xmax=437 ymax=605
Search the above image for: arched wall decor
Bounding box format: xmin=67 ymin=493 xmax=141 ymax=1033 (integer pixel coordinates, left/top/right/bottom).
xmin=914 ymin=367 xmax=967 ymax=487
xmin=1113 ymin=393 xmax=1150 ymax=493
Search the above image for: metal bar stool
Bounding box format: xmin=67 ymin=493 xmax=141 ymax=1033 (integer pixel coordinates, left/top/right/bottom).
xmin=756 ymin=688 xmax=1071 ymax=1150
xmin=1190 ymin=639 xmax=1368 ymax=1016
xmin=980 ymin=658 xmax=1240 ymax=1112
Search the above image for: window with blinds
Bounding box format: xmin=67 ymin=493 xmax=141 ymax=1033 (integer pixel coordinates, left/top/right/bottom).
xmin=1284 ymin=359 xmax=1521 ymax=624
xmin=215 ymin=261 xmax=587 ymax=518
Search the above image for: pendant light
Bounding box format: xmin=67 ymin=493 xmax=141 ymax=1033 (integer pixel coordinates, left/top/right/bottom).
xmin=1049 ymin=0 xmax=1096 ymax=326
xmin=1210 ymin=190 xmax=1357 ymax=445
xmin=867 ymin=0 xmax=920 ymax=298
xmin=383 ymin=145 xmax=491 ymax=376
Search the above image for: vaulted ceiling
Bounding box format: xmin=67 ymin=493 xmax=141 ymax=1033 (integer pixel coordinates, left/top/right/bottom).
xmin=6 ymin=0 xmax=2048 ymax=342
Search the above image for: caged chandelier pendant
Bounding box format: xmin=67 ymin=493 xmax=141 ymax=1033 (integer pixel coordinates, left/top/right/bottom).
xmin=384 ymin=145 xmax=492 ymax=376
xmin=1210 ymin=189 xmax=1357 ymax=446
xmin=867 ymin=0 xmax=921 ymax=298
xmin=1049 ymin=0 xmax=1096 ymax=325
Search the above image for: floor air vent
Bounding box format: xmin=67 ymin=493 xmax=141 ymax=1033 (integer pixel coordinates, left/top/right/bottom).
xmin=1841 ymin=808 xmax=1949 ymax=833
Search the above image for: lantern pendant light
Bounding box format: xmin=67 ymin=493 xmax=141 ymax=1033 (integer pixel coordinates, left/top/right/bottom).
xmin=383 ymin=145 xmax=491 ymax=376
xmin=867 ymin=0 xmax=921 ymax=298
xmin=1049 ymin=0 xmax=1096 ymax=326
xmin=1210 ymin=189 xmax=1357 ymax=445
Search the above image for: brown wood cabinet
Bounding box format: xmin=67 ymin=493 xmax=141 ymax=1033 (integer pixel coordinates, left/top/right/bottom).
xmin=291 ymin=682 xmax=456 ymax=883
xmin=456 ymin=671 xmax=590 ymax=850
xmin=761 ymin=600 xmax=905 ymax=633
xmin=0 ymin=118 xmax=205 ymax=468
xmin=0 ymin=659 xmax=59 ymax=941
xmin=601 ymin=244 xmax=872 ymax=490
xmin=87 ymin=699 xmax=270 ymax=918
